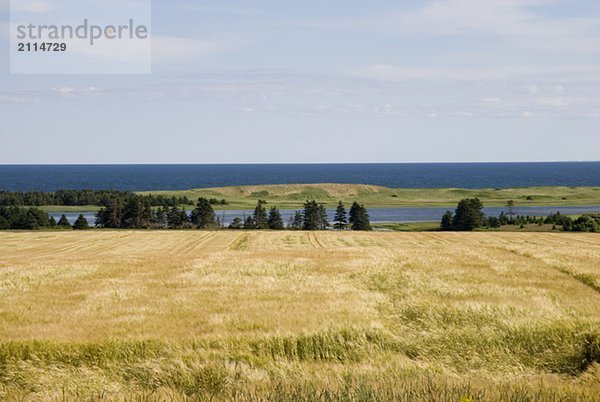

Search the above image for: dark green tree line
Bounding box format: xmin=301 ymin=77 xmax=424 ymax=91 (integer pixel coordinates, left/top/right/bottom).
xmin=0 ymin=206 xmax=51 ymax=230
xmin=0 ymin=190 xmax=196 ymax=208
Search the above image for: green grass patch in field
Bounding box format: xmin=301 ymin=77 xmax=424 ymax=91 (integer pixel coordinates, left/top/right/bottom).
xmin=25 ymin=185 xmax=600 ymax=214
xmin=137 ymin=184 xmax=600 ymax=210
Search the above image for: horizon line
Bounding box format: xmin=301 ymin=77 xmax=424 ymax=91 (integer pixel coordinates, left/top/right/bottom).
xmin=0 ymin=160 xmax=599 ymax=166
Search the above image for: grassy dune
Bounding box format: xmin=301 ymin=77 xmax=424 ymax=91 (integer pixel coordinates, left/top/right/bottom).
xmin=138 ymin=184 xmax=600 ymax=210
xmin=0 ymin=231 xmax=599 ymax=400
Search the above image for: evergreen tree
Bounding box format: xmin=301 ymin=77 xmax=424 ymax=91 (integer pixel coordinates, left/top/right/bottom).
xmin=167 ymin=206 xmax=188 ymax=229
xmin=440 ymin=211 xmax=453 ymax=231
xmin=267 ymin=207 xmax=284 ymax=230
xmin=253 ymin=200 xmax=269 ymax=229
xmin=349 ymin=202 xmax=372 ymax=231
xmin=73 ymin=214 xmax=90 ymax=230
xmin=349 ymin=202 xmax=359 ymax=227
xmin=229 ymin=217 xmax=243 ymax=229
xmin=14 ymin=210 xmax=38 ymax=230
xmin=0 ymin=207 xmax=49 ymax=230
xmin=498 ymin=211 xmax=508 ymax=225
xmin=153 ymin=207 xmax=166 ymax=228
xmin=302 ymin=200 xmax=322 ymax=230
xmin=243 ymin=216 xmax=255 ymax=229
xmin=288 ymin=211 xmax=304 ymax=230
xmin=356 ymin=206 xmax=372 ymax=231
xmin=29 ymin=208 xmax=50 ymax=229
xmin=95 ymin=208 xmax=108 ymax=228
xmin=95 ymin=198 xmax=122 ymax=228
xmin=48 ymin=216 xmax=57 ymax=227
xmin=506 ymin=200 xmax=516 ymax=220
xmin=333 ymin=201 xmax=347 ymax=230
xmin=191 ymin=197 xmax=216 ymax=229
xmin=319 ymin=204 xmax=329 ymax=230
xmin=451 ymin=198 xmax=485 ymax=231
xmin=57 ymin=214 xmax=71 ymax=228
xmin=122 ymin=197 xmax=142 ymax=228
xmin=487 ymin=216 xmax=501 ymax=229
xmin=141 ymin=201 xmax=153 ymax=227
xmin=0 ymin=207 xmax=14 ymax=229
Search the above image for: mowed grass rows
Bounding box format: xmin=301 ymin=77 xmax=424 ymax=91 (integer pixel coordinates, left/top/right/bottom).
xmin=0 ymin=231 xmax=599 ymax=400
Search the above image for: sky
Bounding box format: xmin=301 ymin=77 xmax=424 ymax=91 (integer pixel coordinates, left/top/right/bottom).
xmin=0 ymin=0 xmax=599 ymax=164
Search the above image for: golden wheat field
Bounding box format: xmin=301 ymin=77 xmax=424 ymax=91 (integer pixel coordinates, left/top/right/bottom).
xmin=0 ymin=230 xmax=599 ymax=401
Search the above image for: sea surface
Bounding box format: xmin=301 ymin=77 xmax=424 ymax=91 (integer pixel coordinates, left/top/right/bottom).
xmin=1 ymin=162 xmax=599 ymax=192
xmin=55 ymin=205 xmax=600 ymax=226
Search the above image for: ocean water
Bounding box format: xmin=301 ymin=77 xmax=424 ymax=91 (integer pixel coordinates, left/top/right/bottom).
xmin=0 ymin=162 xmax=599 ymax=191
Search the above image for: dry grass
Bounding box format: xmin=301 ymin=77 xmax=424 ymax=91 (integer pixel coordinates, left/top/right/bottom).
xmin=138 ymin=183 xmax=600 ymax=209
xmin=0 ymin=231 xmax=599 ymax=400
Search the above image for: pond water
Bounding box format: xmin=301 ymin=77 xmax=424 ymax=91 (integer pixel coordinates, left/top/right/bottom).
xmin=52 ymin=205 xmax=600 ymax=226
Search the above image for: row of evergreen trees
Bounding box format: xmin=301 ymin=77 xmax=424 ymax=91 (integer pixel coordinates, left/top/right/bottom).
xmin=440 ymin=198 xmax=600 ymax=232
xmin=1 ymin=200 xmax=597 ymax=232
xmin=95 ymin=197 xmax=207 ymax=229
xmin=228 ymin=200 xmax=287 ymax=230
xmin=51 ymin=214 xmax=91 ymax=230
xmin=0 ymin=206 xmax=90 ymax=230
xmin=0 ymin=190 xmax=196 ymax=208
xmin=227 ymin=200 xmax=371 ymax=231
xmin=93 ymin=197 xmax=372 ymax=231
xmin=335 ymin=201 xmax=372 ymax=231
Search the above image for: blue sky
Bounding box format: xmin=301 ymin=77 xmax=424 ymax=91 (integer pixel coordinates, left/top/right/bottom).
xmin=1 ymin=0 xmax=599 ymax=163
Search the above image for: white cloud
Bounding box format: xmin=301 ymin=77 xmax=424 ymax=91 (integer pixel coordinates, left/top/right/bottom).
xmin=4 ymin=69 xmax=599 ymax=119
xmin=51 ymin=86 xmax=75 ymax=97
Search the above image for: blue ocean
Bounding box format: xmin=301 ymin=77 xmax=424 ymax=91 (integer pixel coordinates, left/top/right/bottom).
xmin=0 ymin=162 xmax=599 ymax=192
